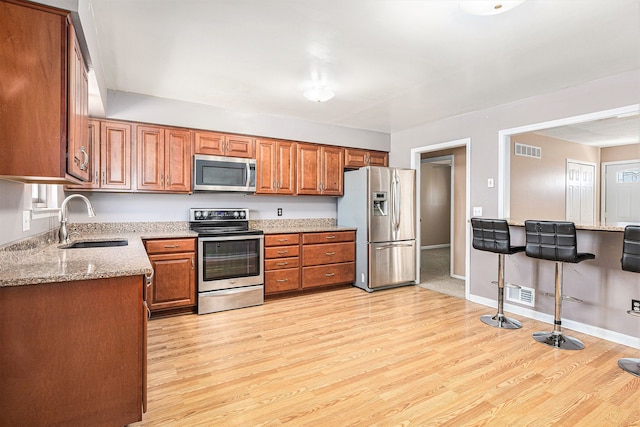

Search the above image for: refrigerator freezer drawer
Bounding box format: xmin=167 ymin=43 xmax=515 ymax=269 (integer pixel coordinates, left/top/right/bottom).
xmin=368 ymin=241 xmax=416 ymax=289
xmin=198 ymin=285 xmax=264 ymax=315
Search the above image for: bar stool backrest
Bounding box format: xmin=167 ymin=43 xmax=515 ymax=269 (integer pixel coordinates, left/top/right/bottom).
xmin=471 ymin=218 xmax=522 ymax=255
xmin=622 ymin=225 xmax=640 ymax=273
xmin=524 ymin=220 xmax=593 ymax=263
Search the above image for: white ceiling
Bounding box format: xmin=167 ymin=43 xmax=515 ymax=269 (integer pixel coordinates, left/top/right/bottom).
xmin=88 ymin=0 xmax=640 ymax=134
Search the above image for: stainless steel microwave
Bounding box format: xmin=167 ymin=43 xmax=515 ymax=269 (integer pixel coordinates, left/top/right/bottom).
xmin=193 ymin=154 xmax=256 ymax=192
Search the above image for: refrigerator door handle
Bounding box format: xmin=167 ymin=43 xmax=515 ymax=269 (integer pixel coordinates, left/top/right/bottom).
xmin=376 ymin=243 xmax=414 ymax=250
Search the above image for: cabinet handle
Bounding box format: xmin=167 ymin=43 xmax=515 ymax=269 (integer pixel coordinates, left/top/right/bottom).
xmin=276 ymin=262 xmax=288 ymax=266
xmin=325 ymin=252 xmax=336 ymax=256
xmin=147 ymin=306 xmax=151 ymax=320
xmin=325 ymin=273 xmax=335 ymax=277
xmin=79 ymin=146 xmax=89 ymax=171
xmin=145 ymin=270 xmax=154 ymax=288
xmin=325 ymin=235 xmax=336 ymax=240
xmin=277 ymin=250 xmax=288 ymax=254
xmin=191 ymin=257 xmax=195 ymax=270
xmin=277 ymin=238 xmax=289 ymax=242
xmin=94 ymin=171 xmax=99 ymax=185
xmin=276 ymin=279 xmax=288 ymax=282
xmin=164 ymin=244 xmax=180 ymax=248
xmin=166 ymin=175 xmax=169 ymax=186
xmin=102 ymin=171 xmax=106 ymax=185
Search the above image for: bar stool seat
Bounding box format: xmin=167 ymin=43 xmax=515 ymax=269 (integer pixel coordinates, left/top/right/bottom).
xmin=471 ymin=218 xmax=525 ymax=329
xmin=618 ymin=225 xmax=640 ymax=377
xmin=525 ymin=220 xmax=595 ymax=350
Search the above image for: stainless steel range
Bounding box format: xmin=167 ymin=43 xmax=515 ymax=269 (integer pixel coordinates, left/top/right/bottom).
xmin=190 ymin=208 xmax=264 ymax=315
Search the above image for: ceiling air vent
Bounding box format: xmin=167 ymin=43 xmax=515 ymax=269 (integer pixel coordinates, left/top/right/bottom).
xmin=506 ymin=285 xmax=535 ymax=307
xmin=514 ymin=143 xmax=542 ymax=159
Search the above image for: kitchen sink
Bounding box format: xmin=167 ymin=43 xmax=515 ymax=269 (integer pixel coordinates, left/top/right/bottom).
xmin=60 ymin=239 xmax=129 ymax=249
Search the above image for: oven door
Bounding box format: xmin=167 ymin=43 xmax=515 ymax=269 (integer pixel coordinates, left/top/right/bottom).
xmin=198 ymin=234 xmax=264 ymax=292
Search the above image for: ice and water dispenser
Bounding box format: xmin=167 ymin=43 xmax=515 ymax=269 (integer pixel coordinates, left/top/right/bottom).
xmin=372 ymin=192 xmax=387 ymax=216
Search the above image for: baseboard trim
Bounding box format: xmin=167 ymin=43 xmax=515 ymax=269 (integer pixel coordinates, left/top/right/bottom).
xmin=468 ymin=293 xmax=640 ymax=350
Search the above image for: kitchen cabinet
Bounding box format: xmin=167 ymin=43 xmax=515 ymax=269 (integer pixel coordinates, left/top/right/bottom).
xmin=137 ymin=125 xmax=192 ymax=193
xmin=301 ymin=231 xmax=355 ymax=289
xmin=0 ymin=0 xmax=90 ymax=183
xmin=0 ymin=275 xmax=146 ymax=426
xmin=144 ymin=237 xmax=197 ymax=316
xmin=256 ymin=138 xmax=296 ymax=195
xmin=344 ymin=148 xmax=388 ymax=169
xmin=296 ymin=143 xmax=344 ymax=196
xmin=264 ymin=233 xmax=300 ymax=295
xmin=194 ymin=130 xmax=255 ymax=158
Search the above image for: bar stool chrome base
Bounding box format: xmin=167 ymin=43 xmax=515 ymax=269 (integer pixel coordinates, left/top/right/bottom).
xmin=618 ymin=358 xmax=640 ymax=378
xmin=532 ymin=331 xmax=584 ymax=350
xmin=480 ymin=313 xmax=522 ymax=329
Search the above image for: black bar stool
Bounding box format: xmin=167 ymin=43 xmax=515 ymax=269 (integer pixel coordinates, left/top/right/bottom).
xmin=618 ymin=225 xmax=640 ymax=377
xmin=524 ymin=220 xmax=595 ymax=350
xmin=471 ymin=218 xmax=525 ymax=329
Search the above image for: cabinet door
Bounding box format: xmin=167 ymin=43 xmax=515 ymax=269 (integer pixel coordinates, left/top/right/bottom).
xmin=368 ymin=150 xmax=388 ymax=167
xmin=65 ymin=119 xmax=100 ymax=190
xmin=296 ymin=143 xmax=322 ymax=195
xmin=344 ymin=148 xmax=367 ymax=169
xmin=101 ymin=121 xmax=132 ymax=189
xmin=277 ymin=141 xmax=296 ymax=195
xmin=193 ymin=131 xmax=225 ymax=156
xmin=165 ymin=129 xmax=191 ymax=192
xmin=67 ymin=22 xmax=90 ymax=182
xmin=147 ymin=253 xmax=196 ymax=311
xmin=255 ymin=139 xmax=278 ymax=194
xmin=136 ymin=125 xmax=165 ymax=191
xmin=225 ymin=135 xmax=255 ymax=158
xmin=321 ymin=146 xmax=344 ymax=195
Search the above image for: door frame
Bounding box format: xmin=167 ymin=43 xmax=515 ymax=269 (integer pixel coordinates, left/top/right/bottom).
xmin=411 ymin=138 xmax=470 ymax=299
xmin=601 ymin=159 xmax=640 ymax=224
xmin=565 ymin=159 xmax=597 ymax=225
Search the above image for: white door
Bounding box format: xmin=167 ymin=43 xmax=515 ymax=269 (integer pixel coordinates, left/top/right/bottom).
xmin=603 ymin=161 xmax=640 ymax=225
xmin=566 ymin=161 xmax=596 ymax=226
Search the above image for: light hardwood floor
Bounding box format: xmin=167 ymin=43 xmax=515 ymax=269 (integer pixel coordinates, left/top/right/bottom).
xmin=133 ymin=286 xmax=640 ymax=426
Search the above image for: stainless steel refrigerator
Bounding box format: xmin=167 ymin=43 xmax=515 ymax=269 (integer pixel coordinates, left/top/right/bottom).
xmin=337 ymin=166 xmax=417 ymax=292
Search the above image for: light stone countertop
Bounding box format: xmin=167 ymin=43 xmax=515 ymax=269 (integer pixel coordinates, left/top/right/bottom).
xmin=506 ymin=219 xmax=638 ymax=232
xmin=258 ymin=225 xmax=357 ymax=234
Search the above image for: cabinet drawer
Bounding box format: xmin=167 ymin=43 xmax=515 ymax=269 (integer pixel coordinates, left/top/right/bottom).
xmin=302 ymin=231 xmax=355 ymax=245
xmin=265 ymin=269 xmax=300 ymax=293
xmin=145 ymin=238 xmax=196 ymax=254
xmin=265 ymin=233 xmax=299 ymax=247
xmin=265 ymin=245 xmax=299 ymax=259
xmin=302 ymin=242 xmax=355 ymax=266
xmin=265 ymin=257 xmax=299 ymax=271
xmin=302 ymin=262 xmax=355 ymax=288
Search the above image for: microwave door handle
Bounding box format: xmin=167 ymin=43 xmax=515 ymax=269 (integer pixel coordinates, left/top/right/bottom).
xmin=246 ymin=161 xmax=251 ymax=188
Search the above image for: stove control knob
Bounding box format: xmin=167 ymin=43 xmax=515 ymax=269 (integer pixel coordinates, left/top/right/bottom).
xmin=240 ymin=211 xmax=246 ymax=218
xmin=233 ymin=211 xmax=239 ymax=218
xmin=194 ymin=211 xmax=201 ymax=219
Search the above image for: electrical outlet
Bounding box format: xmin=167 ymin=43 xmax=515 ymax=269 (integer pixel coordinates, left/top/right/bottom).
xmin=487 ymin=178 xmax=495 ymax=188
xmin=632 ymin=299 xmax=640 ymax=313
xmin=277 ymin=208 xmax=283 ymax=217
xmin=473 ymin=207 xmax=483 ymax=216
xmin=22 ymin=210 xmax=31 ymax=232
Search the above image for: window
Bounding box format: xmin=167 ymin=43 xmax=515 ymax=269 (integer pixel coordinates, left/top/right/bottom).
xmin=29 ymin=184 xmax=61 ymax=219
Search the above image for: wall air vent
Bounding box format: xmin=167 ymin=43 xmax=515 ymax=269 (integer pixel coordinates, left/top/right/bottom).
xmin=506 ymin=285 xmax=535 ymax=307
xmin=514 ymin=143 xmax=542 ymax=159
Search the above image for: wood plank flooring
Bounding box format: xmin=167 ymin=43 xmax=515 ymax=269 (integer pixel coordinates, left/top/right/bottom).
xmin=132 ymin=286 xmax=640 ymax=426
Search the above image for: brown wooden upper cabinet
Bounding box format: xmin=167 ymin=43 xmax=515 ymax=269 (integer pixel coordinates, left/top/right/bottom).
xmin=344 ymin=148 xmax=388 ymax=169
xmin=296 ymin=143 xmax=344 ymax=196
xmin=255 ymin=139 xmax=296 ymax=195
xmin=137 ymin=125 xmax=191 ymax=193
xmin=193 ymin=131 xmax=255 ymax=158
xmin=0 ymin=0 xmax=90 ymax=183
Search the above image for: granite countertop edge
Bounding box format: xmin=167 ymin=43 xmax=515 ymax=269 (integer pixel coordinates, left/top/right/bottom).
xmin=506 ymin=219 xmax=632 ymax=232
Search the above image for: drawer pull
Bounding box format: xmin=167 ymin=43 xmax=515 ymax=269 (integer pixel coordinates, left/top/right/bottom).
xmin=276 ymin=279 xmax=289 ymax=282
xmin=325 ymin=273 xmax=335 ymax=277
xmin=277 ymin=262 xmax=288 ymax=266
xmin=277 ymin=250 xmax=288 ymax=254
xmin=164 ymin=244 xmax=180 ymax=248
xmin=277 ymin=238 xmax=289 ymax=242
xmin=325 ymin=235 xmax=337 ymax=239
xmin=325 ymin=252 xmax=336 ymax=256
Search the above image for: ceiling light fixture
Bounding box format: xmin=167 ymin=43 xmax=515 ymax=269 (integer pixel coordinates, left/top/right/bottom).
xmin=303 ymin=85 xmax=335 ymax=103
xmin=459 ymin=0 xmax=527 ymax=16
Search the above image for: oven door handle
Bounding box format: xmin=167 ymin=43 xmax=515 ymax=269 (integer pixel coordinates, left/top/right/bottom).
xmin=198 ymin=234 xmax=264 ymax=243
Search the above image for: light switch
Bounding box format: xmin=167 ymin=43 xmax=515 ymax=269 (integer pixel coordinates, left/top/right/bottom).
xmin=487 ymin=178 xmax=495 ymax=188
xmin=473 ymin=207 xmax=483 ymax=216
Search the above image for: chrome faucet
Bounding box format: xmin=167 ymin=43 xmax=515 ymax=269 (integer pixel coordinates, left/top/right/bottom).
xmin=58 ymin=194 xmax=96 ymax=243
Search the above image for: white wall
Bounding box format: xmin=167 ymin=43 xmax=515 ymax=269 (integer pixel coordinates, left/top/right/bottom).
xmin=389 ymin=69 xmax=640 ymax=342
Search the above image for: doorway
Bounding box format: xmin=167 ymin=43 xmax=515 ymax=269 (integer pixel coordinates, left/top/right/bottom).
xmin=411 ymin=139 xmax=470 ymax=299
xmin=602 ymin=160 xmax=640 ymax=224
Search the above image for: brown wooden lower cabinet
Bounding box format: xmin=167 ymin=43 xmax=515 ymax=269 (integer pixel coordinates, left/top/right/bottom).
xmin=144 ymin=237 xmax=196 ymax=317
xmin=264 ymin=230 xmax=356 ymax=296
xmin=0 ymin=275 xmax=146 ymax=426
